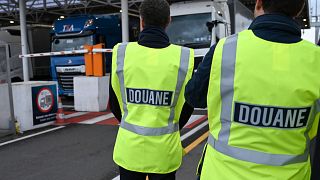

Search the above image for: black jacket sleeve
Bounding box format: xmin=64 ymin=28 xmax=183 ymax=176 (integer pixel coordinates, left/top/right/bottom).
xmin=184 ymin=44 xmax=216 ymax=108
xmin=109 ymin=73 xmax=122 ymax=122
xmin=179 ymin=102 xmax=194 ymax=130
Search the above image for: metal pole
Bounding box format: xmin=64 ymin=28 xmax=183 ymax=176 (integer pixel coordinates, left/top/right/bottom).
xmin=121 ymin=0 xmax=129 ymax=42
xmin=211 ymin=8 xmax=217 ymax=46
xmin=316 ymin=0 xmax=319 ymax=43
xmin=19 ymin=0 xmax=30 ymax=81
xmin=5 ymin=44 xmax=16 ymax=135
xmin=316 ymin=27 xmax=319 ymax=43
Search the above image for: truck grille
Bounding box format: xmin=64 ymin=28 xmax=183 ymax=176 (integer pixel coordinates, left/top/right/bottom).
xmin=57 ymin=72 xmax=85 ymax=92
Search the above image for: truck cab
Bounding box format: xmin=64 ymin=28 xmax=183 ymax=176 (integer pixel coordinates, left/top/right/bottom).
xmin=167 ymin=0 xmax=253 ymax=70
xmin=0 ymin=31 xmax=23 ymax=83
xmin=51 ymin=14 xmax=138 ymax=96
xmin=0 ymin=25 xmax=51 ymax=83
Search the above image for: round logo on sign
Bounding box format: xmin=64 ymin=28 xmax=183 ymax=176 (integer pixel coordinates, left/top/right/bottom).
xmin=36 ymin=88 xmax=54 ymax=113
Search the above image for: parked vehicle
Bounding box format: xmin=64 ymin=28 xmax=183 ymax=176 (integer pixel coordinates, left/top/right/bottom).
xmin=50 ymin=14 xmax=139 ymax=96
xmin=167 ymin=0 xmax=254 ymax=69
xmin=0 ymin=25 xmax=51 ymax=83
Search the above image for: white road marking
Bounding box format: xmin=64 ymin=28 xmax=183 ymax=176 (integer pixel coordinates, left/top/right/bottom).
xmin=194 ymin=108 xmax=207 ymax=111
xmin=62 ymin=105 xmax=74 ymax=108
xmin=78 ymin=113 xmax=115 ymax=124
xmin=181 ymin=121 xmax=209 ymax=141
xmin=112 ymin=176 xmax=120 ymax=180
xmin=64 ymin=112 xmax=89 ymax=119
xmin=0 ymin=126 xmax=66 ymax=147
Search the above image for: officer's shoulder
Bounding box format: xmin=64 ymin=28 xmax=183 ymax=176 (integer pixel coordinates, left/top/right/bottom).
xmin=113 ymin=42 xmax=135 ymax=50
xmin=170 ymin=44 xmax=192 ymax=51
xmin=113 ymin=43 xmax=121 ymax=50
xmin=300 ymin=39 xmax=320 ymax=52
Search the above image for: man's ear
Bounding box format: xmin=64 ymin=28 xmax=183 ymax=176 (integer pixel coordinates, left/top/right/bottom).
xmin=140 ymin=16 xmax=145 ymax=31
xmin=165 ymin=16 xmax=172 ymax=29
xmin=254 ymin=0 xmax=265 ymax=18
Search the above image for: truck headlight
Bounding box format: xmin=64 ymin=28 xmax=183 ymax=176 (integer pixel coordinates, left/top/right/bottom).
xmin=80 ymin=65 xmax=86 ymax=73
xmin=84 ymin=19 xmax=94 ymax=28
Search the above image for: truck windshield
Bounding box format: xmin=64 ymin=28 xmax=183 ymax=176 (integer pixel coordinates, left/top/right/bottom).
xmin=167 ymin=13 xmax=212 ymax=48
xmin=52 ymin=35 xmax=94 ymax=52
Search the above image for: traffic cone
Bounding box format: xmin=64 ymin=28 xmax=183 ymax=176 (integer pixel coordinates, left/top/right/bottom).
xmin=56 ymin=97 xmax=65 ymax=124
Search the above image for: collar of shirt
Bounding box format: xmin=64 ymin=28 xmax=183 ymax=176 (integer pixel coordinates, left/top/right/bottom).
xmin=249 ymin=13 xmax=302 ymax=44
xmin=138 ymin=25 xmax=170 ymax=48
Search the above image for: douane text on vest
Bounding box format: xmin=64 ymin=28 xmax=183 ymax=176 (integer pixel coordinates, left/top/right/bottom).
xmin=126 ymin=88 xmax=173 ymax=106
xmin=234 ymin=102 xmax=311 ymax=128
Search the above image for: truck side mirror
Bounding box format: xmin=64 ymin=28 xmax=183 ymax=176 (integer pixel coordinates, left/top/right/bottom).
xmin=206 ymin=22 xmax=214 ymax=33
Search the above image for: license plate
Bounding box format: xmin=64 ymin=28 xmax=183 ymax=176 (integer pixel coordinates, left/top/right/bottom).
xmin=56 ymin=65 xmax=85 ymax=73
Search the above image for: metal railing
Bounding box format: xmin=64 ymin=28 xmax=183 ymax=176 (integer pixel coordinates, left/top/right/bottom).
xmin=19 ymin=49 xmax=113 ymax=58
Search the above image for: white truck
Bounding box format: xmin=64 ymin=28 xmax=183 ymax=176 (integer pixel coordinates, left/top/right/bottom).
xmin=167 ymin=0 xmax=254 ymax=69
xmin=0 ymin=25 xmax=51 ymax=83
xmin=0 ymin=30 xmax=23 ymax=83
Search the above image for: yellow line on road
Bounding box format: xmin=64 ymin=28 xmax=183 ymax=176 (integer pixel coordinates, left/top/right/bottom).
xmin=184 ymin=131 xmax=209 ymax=155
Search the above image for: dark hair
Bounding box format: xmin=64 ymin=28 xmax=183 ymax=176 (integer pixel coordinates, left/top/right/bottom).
xmin=262 ymin=0 xmax=305 ymax=17
xmin=139 ymin=0 xmax=170 ymax=28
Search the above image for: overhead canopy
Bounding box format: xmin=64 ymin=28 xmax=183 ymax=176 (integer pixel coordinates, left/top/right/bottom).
xmin=0 ymin=0 xmax=310 ymax=29
xmin=0 ymin=0 xmax=142 ymax=26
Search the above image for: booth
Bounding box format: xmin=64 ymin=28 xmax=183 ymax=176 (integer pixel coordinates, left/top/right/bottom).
xmin=0 ymin=81 xmax=58 ymax=132
xmin=74 ymin=76 xmax=109 ymax=112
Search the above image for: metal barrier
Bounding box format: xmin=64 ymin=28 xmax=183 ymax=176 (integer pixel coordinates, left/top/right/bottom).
xmin=19 ymin=49 xmax=113 ymax=58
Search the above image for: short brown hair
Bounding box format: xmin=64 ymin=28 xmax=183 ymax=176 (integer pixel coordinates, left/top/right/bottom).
xmin=139 ymin=0 xmax=170 ymax=28
xmin=262 ymin=0 xmax=305 ymax=17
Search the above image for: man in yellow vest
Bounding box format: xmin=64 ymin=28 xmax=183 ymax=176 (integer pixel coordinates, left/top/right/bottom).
xmin=109 ymin=0 xmax=194 ymax=179
xmin=185 ymin=0 xmax=320 ymax=179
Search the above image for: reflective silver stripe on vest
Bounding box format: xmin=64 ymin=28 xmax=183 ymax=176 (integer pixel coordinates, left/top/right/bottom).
xmin=117 ymin=43 xmax=129 ymax=123
xmin=168 ymin=47 xmax=190 ymax=126
xmin=121 ymin=122 xmax=179 ymax=136
xmin=208 ymin=34 xmax=310 ymax=166
xmin=218 ymin=34 xmax=238 ymax=142
xmin=116 ymin=43 xmax=190 ymax=136
xmin=208 ymin=134 xmax=309 ymax=166
xmin=305 ymin=99 xmax=320 ymax=151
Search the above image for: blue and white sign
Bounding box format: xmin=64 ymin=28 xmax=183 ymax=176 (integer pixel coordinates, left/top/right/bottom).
xmin=32 ymin=85 xmax=58 ymax=125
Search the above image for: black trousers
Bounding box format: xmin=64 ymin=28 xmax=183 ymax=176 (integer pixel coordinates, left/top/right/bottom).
xmin=119 ymin=166 xmax=176 ymax=180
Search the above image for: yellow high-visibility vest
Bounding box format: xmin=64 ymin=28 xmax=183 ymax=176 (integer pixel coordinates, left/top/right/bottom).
xmin=201 ymin=30 xmax=320 ymax=180
xmin=112 ymin=42 xmax=194 ymax=173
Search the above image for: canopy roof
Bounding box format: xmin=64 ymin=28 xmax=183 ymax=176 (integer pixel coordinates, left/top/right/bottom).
xmin=0 ymin=0 xmax=310 ymax=28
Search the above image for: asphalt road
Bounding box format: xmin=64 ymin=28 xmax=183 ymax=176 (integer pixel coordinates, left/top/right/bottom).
xmin=0 ymin=120 xmax=208 ymax=180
